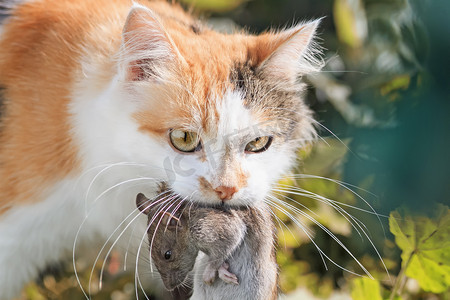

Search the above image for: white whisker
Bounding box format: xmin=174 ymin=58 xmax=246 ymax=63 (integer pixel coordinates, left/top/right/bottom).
xmin=136 ymin=196 xmax=180 ymax=300
xmin=92 ymin=191 xmax=172 ymax=294
xmin=83 ymin=162 xmax=148 ymax=214
xmin=272 ymin=180 xmax=389 ymax=278
xmin=282 ymin=174 xmax=387 ymax=233
xmin=265 ymin=196 xmax=370 ymax=277
xmin=272 ymin=188 xmax=366 ymax=240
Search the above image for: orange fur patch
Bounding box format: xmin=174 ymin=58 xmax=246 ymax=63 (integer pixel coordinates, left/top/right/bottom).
xmin=0 ymin=0 xmax=93 ymax=211
xmin=0 ymin=0 xmax=289 ymax=212
xmin=198 ymin=176 xmax=213 ymax=191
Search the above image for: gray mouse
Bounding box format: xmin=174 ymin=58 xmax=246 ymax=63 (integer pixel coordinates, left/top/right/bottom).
xmin=136 ymin=191 xmax=278 ymax=300
xmin=136 ymin=193 xmax=246 ymax=288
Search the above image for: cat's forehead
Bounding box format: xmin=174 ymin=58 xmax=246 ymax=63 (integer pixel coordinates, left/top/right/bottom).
xmin=165 ymin=25 xmax=277 ymax=99
xmin=187 ymin=66 xmax=298 ymax=142
xmin=135 ymin=32 xmax=302 ymax=140
xmin=135 ymin=71 xmax=297 ymax=143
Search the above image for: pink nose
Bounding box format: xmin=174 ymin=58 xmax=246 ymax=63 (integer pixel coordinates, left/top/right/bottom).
xmin=214 ymin=186 xmax=238 ymax=201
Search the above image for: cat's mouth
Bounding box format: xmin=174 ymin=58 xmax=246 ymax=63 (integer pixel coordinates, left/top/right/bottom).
xmin=153 ymin=181 xmax=238 ymax=209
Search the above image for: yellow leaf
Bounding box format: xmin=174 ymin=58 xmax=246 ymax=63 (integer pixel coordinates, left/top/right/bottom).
xmin=351 ymin=277 xmax=382 ymax=300
xmin=179 ymin=0 xmax=244 ymax=12
xmin=389 ymin=204 xmax=450 ymax=293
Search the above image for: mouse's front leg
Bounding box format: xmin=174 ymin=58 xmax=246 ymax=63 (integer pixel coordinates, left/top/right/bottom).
xmin=202 ymin=262 xmax=217 ymax=284
xmin=203 ymin=261 xmax=239 ymax=285
xmin=217 ymin=262 xmax=239 ymax=285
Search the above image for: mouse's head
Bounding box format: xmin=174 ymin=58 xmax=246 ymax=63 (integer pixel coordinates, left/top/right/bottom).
xmin=136 ymin=193 xmax=198 ymax=291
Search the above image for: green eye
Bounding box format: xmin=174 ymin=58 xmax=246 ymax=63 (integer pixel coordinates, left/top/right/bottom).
xmin=245 ymin=136 xmax=273 ymax=153
xmin=169 ymin=129 xmax=202 ymax=153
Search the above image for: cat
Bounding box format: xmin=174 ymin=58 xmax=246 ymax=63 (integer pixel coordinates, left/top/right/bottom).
xmin=0 ymin=0 xmax=321 ymax=298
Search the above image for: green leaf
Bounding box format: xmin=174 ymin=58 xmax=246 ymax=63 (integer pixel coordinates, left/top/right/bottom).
xmin=333 ymin=0 xmax=367 ymax=48
xmin=380 ymin=75 xmax=411 ymax=97
xmin=351 ymin=277 xmax=382 ymax=300
xmin=389 ymin=204 xmax=450 ymax=293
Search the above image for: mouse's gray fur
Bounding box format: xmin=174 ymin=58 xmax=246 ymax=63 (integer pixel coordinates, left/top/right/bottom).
xmin=136 ymin=191 xmax=278 ymax=300
xmin=191 ymin=203 xmax=279 ymax=300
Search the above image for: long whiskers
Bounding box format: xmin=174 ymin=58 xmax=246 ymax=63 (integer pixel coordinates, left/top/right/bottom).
xmin=270 ymin=174 xmax=390 ymax=279
xmin=265 ymin=196 xmax=372 ymax=278
xmin=135 ymin=197 xmax=179 ymax=300
xmin=136 ymin=193 xmax=192 ymax=299
xmin=73 ymin=166 xmax=191 ymax=298
xmin=283 ymin=174 xmax=387 ymax=232
xmin=83 ymin=162 xmax=148 ymax=213
xmin=272 ymin=189 xmax=367 ymax=239
xmin=89 ymin=190 xmax=172 ymax=295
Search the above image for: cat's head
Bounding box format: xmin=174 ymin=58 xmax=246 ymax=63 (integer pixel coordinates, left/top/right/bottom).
xmin=82 ymin=3 xmax=322 ymax=207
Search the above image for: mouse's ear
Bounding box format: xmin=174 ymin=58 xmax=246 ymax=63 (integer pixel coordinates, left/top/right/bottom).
xmin=136 ymin=193 xmax=152 ymax=215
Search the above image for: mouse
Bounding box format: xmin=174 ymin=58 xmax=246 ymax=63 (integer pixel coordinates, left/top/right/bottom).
xmin=136 ymin=192 xmax=246 ymax=288
xmin=136 ymin=190 xmax=278 ymax=300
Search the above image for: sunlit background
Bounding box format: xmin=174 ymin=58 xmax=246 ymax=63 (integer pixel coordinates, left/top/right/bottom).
xmin=18 ymin=0 xmax=449 ymax=299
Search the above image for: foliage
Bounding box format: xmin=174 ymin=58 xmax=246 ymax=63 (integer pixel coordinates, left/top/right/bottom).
xmin=345 ymin=205 xmax=450 ymax=300
xmin=179 ymin=0 xmax=244 ymax=12
xmin=390 ymin=205 xmax=450 ymax=295
xmin=351 ymin=277 xmax=382 ymax=300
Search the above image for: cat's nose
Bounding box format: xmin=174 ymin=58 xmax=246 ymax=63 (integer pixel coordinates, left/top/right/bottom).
xmin=214 ymin=186 xmax=238 ymax=201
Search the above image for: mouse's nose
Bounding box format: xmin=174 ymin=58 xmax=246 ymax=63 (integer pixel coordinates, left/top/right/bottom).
xmin=214 ymin=186 xmax=238 ymax=201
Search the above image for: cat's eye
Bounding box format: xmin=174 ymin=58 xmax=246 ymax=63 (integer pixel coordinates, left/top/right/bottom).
xmin=245 ymin=136 xmax=273 ymax=153
xmin=169 ymin=129 xmax=202 ymax=153
xmin=164 ymin=250 xmax=172 ymax=260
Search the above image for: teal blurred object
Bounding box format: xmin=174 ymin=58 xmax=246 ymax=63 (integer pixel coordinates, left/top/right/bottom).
xmin=344 ymin=0 xmax=450 ymax=213
xmin=218 ymin=0 xmax=450 ymax=214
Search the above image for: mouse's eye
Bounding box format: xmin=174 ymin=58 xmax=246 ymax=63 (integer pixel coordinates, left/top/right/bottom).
xmin=164 ymin=250 xmax=172 ymax=260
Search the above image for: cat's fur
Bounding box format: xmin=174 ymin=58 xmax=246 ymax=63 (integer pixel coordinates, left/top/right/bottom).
xmin=0 ymin=0 xmax=321 ymax=298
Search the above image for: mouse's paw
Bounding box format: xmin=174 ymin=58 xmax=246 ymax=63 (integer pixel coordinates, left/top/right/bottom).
xmin=218 ymin=262 xmax=239 ymax=285
xmin=202 ymin=264 xmax=217 ymax=285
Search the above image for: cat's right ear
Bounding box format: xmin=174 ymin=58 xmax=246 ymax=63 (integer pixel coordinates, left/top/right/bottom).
xmin=119 ymin=4 xmax=183 ymax=82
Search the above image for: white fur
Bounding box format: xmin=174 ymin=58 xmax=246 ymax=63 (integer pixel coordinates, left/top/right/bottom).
xmin=170 ymin=89 xmax=297 ymax=206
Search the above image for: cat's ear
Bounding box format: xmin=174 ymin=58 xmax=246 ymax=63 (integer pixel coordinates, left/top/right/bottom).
xmin=119 ymin=4 xmax=182 ymax=81
xmin=258 ymin=20 xmax=323 ymax=85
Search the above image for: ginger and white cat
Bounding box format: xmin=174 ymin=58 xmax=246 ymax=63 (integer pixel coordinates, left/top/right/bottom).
xmin=0 ymin=0 xmax=321 ymax=298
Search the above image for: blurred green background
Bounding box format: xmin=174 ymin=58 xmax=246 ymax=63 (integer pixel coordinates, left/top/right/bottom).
xmin=18 ymin=0 xmax=449 ymax=299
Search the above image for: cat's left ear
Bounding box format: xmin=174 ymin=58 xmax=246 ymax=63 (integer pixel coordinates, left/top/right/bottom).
xmin=257 ymin=20 xmax=323 ymax=86
xmin=119 ymin=4 xmax=183 ymax=82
